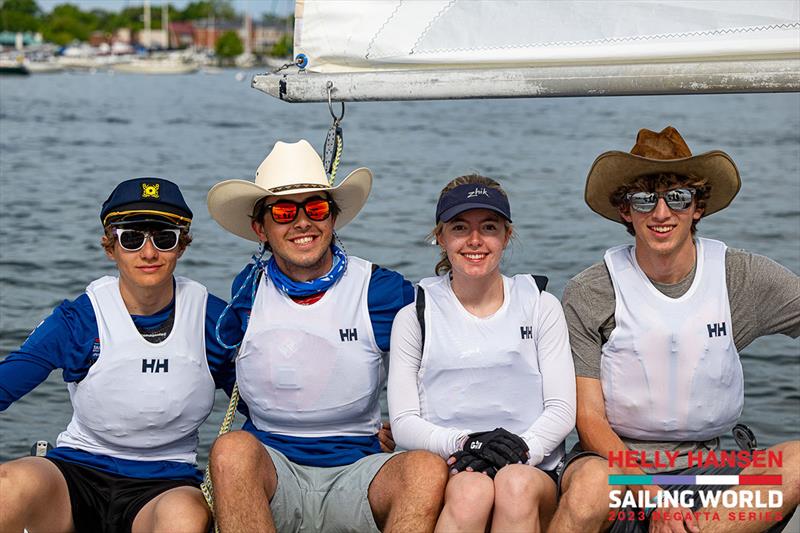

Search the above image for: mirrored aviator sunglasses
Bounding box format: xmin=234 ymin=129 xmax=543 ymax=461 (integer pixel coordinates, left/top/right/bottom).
xmin=114 ymin=228 xmax=181 ymax=252
xmin=626 ymin=188 xmax=696 ymax=213
xmin=266 ymin=197 xmax=332 ymax=224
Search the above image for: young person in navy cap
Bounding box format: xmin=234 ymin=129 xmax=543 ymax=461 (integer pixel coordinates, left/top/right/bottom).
xmin=0 ymin=178 xmax=240 ymax=533
xmin=388 ymin=174 xmax=576 ymax=532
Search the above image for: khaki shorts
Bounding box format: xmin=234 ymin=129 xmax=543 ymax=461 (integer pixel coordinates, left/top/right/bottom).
xmin=265 ymin=445 xmax=398 ymax=532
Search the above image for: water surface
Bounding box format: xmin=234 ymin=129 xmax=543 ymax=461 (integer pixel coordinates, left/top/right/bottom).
xmin=1 ymin=71 xmax=798 ymax=463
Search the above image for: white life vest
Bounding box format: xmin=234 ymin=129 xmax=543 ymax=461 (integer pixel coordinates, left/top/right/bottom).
xmin=57 ymin=276 xmax=215 ymax=464
xmin=417 ymin=274 xmax=564 ymax=470
xmin=601 ymin=238 xmax=743 ymax=441
xmin=237 ymin=257 xmax=383 ymax=437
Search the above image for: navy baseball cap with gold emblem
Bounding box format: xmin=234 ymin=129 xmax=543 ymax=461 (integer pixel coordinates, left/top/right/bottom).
xmin=101 ymin=177 xmax=193 ymax=227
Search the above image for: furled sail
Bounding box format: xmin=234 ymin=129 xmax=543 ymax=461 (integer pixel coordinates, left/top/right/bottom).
xmin=253 ymin=0 xmax=800 ymax=102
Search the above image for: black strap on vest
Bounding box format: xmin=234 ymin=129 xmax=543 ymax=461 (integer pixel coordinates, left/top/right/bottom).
xmin=416 ymin=285 xmax=426 ymax=347
xmin=531 ymin=275 xmax=548 ymax=292
xmin=416 ymin=274 xmax=548 ymax=352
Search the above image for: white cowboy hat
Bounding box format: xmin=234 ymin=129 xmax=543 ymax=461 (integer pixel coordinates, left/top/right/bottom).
xmin=207 ymin=140 xmax=372 ymax=242
xmin=585 ymin=126 xmax=740 ymax=223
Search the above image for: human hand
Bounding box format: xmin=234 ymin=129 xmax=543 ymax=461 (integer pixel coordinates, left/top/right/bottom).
xmin=463 ymin=428 xmax=529 ymax=468
xmin=447 ymin=451 xmax=498 ymax=478
xmin=648 ymin=504 xmax=699 ymax=533
xmin=378 ymin=421 xmax=395 ymax=453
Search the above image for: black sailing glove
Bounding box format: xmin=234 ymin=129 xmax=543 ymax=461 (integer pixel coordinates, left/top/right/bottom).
xmin=463 ymin=427 xmax=529 ymax=469
xmin=448 ymin=450 xmax=499 ymax=478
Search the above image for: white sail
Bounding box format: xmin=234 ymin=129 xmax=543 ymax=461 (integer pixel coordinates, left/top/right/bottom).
xmin=254 ymin=0 xmax=800 ymax=101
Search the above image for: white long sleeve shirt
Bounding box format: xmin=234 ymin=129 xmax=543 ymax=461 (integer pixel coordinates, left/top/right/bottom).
xmin=387 ymin=278 xmax=576 ymax=468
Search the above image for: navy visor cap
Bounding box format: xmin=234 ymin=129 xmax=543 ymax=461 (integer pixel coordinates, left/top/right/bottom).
xmin=101 ymin=178 xmax=193 ymax=227
xmin=435 ymin=183 xmax=512 ymax=223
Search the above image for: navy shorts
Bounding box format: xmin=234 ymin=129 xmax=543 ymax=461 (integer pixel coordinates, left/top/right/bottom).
xmin=46 ymin=457 xmax=198 ymax=533
xmin=556 ymin=446 xmax=603 ymax=498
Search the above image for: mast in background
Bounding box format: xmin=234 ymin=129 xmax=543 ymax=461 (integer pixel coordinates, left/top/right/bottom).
xmin=162 ymin=3 xmax=169 ymax=49
xmin=143 ymin=0 xmax=151 ymax=50
xmin=244 ymin=13 xmax=252 ymax=55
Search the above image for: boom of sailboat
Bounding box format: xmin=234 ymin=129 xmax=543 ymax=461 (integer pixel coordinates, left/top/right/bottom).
xmin=252 ymin=0 xmax=800 ymax=102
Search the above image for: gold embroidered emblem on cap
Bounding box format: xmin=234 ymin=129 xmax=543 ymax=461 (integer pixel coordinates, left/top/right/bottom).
xmin=142 ymin=183 xmax=160 ymax=198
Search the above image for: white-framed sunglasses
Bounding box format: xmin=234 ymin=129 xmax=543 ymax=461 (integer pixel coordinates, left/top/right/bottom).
xmin=114 ymin=228 xmax=181 ymax=252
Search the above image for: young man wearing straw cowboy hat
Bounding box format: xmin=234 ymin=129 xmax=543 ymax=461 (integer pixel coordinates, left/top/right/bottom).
xmin=0 ymin=178 xmax=240 ymax=533
xmin=206 ymin=140 xmax=448 ymax=532
xmin=548 ymin=127 xmax=800 ymax=533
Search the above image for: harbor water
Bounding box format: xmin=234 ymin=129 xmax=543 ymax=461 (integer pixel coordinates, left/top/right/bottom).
xmin=1 ymin=71 xmax=798 ymax=465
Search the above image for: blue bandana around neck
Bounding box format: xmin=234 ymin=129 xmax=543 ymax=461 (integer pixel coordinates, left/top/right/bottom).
xmin=266 ymin=245 xmax=348 ymax=297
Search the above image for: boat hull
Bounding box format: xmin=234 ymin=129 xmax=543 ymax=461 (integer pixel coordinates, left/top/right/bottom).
xmin=111 ymin=61 xmax=198 ymax=75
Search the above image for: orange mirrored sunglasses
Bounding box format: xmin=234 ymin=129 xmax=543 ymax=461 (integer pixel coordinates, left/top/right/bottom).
xmin=265 ymin=197 xmax=332 ymax=224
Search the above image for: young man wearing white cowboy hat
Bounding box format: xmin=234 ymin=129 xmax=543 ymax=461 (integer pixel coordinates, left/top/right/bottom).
xmin=206 ymin=140 xmax=448 ymax=532
xmin=548 ymin=127 xmax=800 ymax=533
xmin=0 ymin=178 xmax=240 ymax=533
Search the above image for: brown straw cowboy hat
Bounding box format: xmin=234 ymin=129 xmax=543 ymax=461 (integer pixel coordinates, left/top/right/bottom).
xmin=585 ymin=126 xmax=741 ymax=223
xmin=207 ymin=140 xmax=372 ymax=242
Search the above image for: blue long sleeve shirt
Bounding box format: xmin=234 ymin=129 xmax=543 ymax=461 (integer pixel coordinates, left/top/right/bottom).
xmin=0 ymin=281 xmax=241 ymax=481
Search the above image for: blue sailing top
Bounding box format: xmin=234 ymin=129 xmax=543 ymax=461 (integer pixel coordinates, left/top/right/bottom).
xmin=229 ymin=261 xmax=413 ymax=467
xmin=0 ymin=282 xmax=241 ymax=482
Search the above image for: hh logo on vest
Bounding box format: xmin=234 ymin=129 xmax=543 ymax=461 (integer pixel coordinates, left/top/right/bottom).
xmin=706 ymin=322 xmax=728 ymax=338
xmin=142 ymin=358 xmax=169 ymax=373
xmin=520 ymin=326 xmax=533 ymax=340
xmin=339 ymin=328 xmax=358 ymax=342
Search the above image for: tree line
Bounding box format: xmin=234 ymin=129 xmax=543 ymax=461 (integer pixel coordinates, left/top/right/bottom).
xmin=0 ymin=0 xmax=288 ymax=47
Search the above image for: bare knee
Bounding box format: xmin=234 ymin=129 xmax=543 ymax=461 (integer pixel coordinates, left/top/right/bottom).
xmin=210 ymin=431 xmax=263 ymax=469
xmin=769 ymin=441 xmax=800 ymax=503
xmin=209 ymin=431 xmax=276 ymax=496
xmin=0 ymin=462 xmax=15 ymax=497
xmin=0 ymin=462 xmax=23 ymax=513
xmin=770 ymin=440 xmax=800 ymax=471
xmin=368 ymin=450 xmax=448 ymax=530
xmin=376 ymin=450 xmax=448 ymax=515
xmin=493 ymin=465 xmax=550 ymax=516
xmin=560 ymin=458 xmax=616 ymax=523
xmin=150 ymin=488 xmax=210 ymax=533
xmin=444 ymin=472 xmax=495 ymax=524
xmin=397 ymin=450 xmax=449 ymax=496
xmin=210 ymin=431 xmax=268 ymax=474
xmin=0 ymin=458 xmax=61 ymax=507
xmin=0 ymin=458 xmax=72 ymax=532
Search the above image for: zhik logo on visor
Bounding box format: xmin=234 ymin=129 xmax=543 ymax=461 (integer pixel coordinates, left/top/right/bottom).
xmin=141 ymin=183 xmax=160 ymax=199
xmin=467 ymin=187 xmax=489 ymax=199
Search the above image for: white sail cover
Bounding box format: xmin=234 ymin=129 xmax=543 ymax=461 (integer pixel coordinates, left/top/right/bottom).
xmin=294 ymin=0 xmax=800 ymax=73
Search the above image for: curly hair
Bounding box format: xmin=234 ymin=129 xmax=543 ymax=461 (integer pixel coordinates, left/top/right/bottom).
xmin=428 ymin=174 xmax=512 ymax=275
xmin=610 ymin=173 xmax=710 ymax=236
